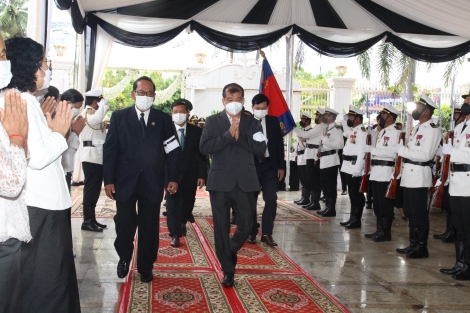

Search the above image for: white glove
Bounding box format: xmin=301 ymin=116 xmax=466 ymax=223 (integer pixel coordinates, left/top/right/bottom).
xmin=394 ymin=140 xmax=403 ymax=154
xmin=363 ymin=145 xmax=372 ymax=153
xmin=253 ymin=131 xmax=266 ymax=142
xmin=435 ymin=178 xmax=442 ymax=188
xmin=442 ymin=143 xmax=453 ymax=155
xmin=99 ymin=98 xmax=109 ymax=106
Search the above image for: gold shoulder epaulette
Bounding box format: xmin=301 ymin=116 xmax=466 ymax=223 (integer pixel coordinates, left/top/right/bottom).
xmin=361 ymin=127 xmax=366 ymax=132
xmin=335 ymin=126 xmax=342 ymax=129
xmin=394 ymin=125 xmax=398 ymax=129
xmin=86 ymin=108 xmax=95 ymax=115
xmin=410 ymin=126 xmax=415 ymax=135
xmin=430 ymin=123 xmax=438 ymax=128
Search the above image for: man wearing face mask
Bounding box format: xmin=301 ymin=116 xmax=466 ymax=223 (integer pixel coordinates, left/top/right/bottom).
xmin=462 ymin=92 xmax=470 ymax=105
xmin=247 ymin=94 xmax=285 ymax=246
xmin=395 ymin=93 xmax=440 ymax=259
xmin=103 ymin=76 xmax=182 ymax=283
xmin=166 ymin=99 xmax=208 ymax=248
xmin=79 ymin=88 xmax=109 ymax=232
xmin=440 ymin=101 xmax=470 ymax=280
xmin=200 ymin=83 xmax=266 ymax=287
xmin=317 ymin=107 xmax=344 ymax=217
xmin=339 ymin=106 xmax=368 ymax=229
xmin=433 ymin=104 xmax=464 ymax=242
xmin=365 ymin=105 xmax=401 ymax=241
xmin=293 ymin=113 xmax=312 ymax=207
xmin=293 ymin=108 xmax=326 ymax=211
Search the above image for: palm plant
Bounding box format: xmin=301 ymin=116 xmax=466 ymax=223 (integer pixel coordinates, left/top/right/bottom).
xmin=0 ymin=0 xmax=28 ymax=39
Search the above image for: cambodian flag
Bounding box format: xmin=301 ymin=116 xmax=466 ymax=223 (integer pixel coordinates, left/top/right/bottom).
xmin=259 ymin=58 xmax=296 ymax=137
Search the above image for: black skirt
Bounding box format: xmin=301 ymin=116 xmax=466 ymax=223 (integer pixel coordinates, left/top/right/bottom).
xmin=21 ymin=206 xmax=80 ymax=313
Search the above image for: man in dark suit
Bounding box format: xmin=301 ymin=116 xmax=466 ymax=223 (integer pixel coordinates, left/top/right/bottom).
xmin=247 ymin=94 xmax=285 ymax=246
xmin=166 ymin=99 xmax=208 ymax=247
xmin=103 ymin=76 xmax=181 ymax=283
xmin=200 ymin=83 xmax=266 ymax=287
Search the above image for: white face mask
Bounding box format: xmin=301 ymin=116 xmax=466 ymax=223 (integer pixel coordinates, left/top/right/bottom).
xmin=253 ymin=109 xmax=268 ymax=120
xmin=135 ymin=95 xmax=154 ymax=111
xmin=72 ymin=107 xmax=80 ymax=118
xmin=172 ymin=113 xmax=187 ymax=125
xmin=38 ymin=67 xmax=51 ymax=90
xmin=0 ymin=60 xmax=12 ymax=89
xmin=225 ymin=101 xmax=243 ymax=115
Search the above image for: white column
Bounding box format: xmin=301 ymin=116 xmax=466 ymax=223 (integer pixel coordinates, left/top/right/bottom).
xmin=326 ymin=77 xmax=356 ymax=121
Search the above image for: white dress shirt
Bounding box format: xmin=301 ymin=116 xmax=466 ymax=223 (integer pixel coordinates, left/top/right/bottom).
xmin=79 ymin=102 xmax=109 ymax=165
xmin=449 ymin=119 xmax=470 ymax=196
xmin=62 ymin=131 xmax=79 ymax=173
xmin=293 ymin=123 xmax=326 ymax=160
xmin=21 ymin=92 xmax=71 ymax=210
xmin=370 ymin=123 xmax=400 ymax=182
xmin=255 ymin=117 xmax=269 ymax=158
xmin=135 ymin=105 xmax=150 ymax=124
xmin=319 ymin=122 xmax=344 ymax=169
xmin=174 ymin=121 xmax=187 ymax=143
xmin=341 ymin=124 xmax=368 ymax=176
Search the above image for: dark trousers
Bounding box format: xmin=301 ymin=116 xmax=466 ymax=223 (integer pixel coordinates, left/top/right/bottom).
xmin=209 ymin=184 xmax=256 ymax=275
xmin=114 ymin=174 xmax=161 ymax=274
xmin=320 ymin=165 xmax=339 ymax=199
xmin=166 ymin=183 xmax=198 ymax=237
xmin=65 ymin=172 xmax=72 ymax=193
xmin=0 ymin=238 xmax=21 ymax=313
xmin=371 ymin=181 xmax=395 ymax=220
xmin=21 ymin=207 xmax=80 ymax=313
xmin=403 ymin=187 xmax=429 ymax=228
xmin=366 ymin=176 xmax=373 ymax=205
xmin=450 ymin=196 xmax=470 ymax=243
xmin=82 ymin=161 xmax=103 ymax=221
xmin=443 ymin=185 xmax=451 ymax=213
xmin=343 ymin=172 xmax=365 ymax=208
xmin=394 ymin=180 xmax=404 ymax=208
xmin=338 ymin=150 xmax=347 ymax=191
xmin=306 ymin=159 xmax=321 ymax=193
xmin=298 ymin=164 xmax=311 ymax=199
xmin=251 ymin=161 xmax=278 ymax=236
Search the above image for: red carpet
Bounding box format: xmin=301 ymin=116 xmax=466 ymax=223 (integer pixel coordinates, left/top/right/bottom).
xmin=118 ymin=218 xmax=350 ymax=313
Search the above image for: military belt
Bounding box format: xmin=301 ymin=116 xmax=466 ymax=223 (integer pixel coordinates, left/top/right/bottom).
xmin=297 ymin=150 xmax=305 ymax=155
xmin=371 ymin=160 xmax=395 ymax=167
xmin=450 ymin=163 xmax=470 ymax=172
xmin=306 ymin=144 xmax=319 ymax=149
xmin=83 ymin=141 xmax=95 ymax=147
xmin=320 ymin=150 xmax=336 ymax=157
xmin=403 ymin=158 xmax=433 ymax=167
xmin=343 ymin=155 xmax=357 ymax=162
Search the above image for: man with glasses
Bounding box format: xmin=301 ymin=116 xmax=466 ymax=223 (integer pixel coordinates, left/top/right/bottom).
xmin=79 ymin=87 xmax=109 ymax=232
xmin=103 ymin=76 xmax=182 ymax=283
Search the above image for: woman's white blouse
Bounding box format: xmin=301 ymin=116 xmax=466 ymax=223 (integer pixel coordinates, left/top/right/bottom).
xmin=22 ymin=92 xmax=71 ymax=210
xmin=0 ymin=123 xmax=31 ymax=243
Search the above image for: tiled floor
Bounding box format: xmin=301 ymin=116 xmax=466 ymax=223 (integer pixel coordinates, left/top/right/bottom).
xmin=73 ymin=190 xmax=470 ymax=313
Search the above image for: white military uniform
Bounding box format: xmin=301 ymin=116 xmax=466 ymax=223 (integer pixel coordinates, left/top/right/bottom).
xmin=370 ymin=124 xmax=401 ymax=182
xmin=341 ymin=123 xmax=367 ymax=176
xmin=79 ymin=102 xmax=109 ymax=165
xmin=293 ymin=122 xmax=325 ymax=161
xmin=319 ymin=122 xmax=344 ymax=169
xmin=398 ymin=119 xmax=440 ymax=188
xmin=449 ymin=120 xmax=470 ymax=196
xmin=295 ymin=126 xmax=310 ymax=166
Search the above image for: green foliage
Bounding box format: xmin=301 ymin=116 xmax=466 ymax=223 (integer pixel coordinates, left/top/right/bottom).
xmin=210 ymin=110 xmax=221 ymax=115
xmin=376 ymin=43 xmax=395 ymax=87
xmin=0 ymin=0 xmax=27 ymax=39
xmin=102 ymin=70 xmax=181 ymax=114
xmin=352 ymin=93 xmax=367 ymax=108
xmin=294 ymin=68 xmax=334 ymax=88
xmin=433 ymin=103 xmax=452 ymax=131
xmin=357 ymin=50 xmax=372 ymax=80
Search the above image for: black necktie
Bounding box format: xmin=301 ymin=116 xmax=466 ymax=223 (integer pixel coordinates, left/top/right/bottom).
xmin=259 ymin=119 xmax=263 ymax=133
xmin=140 ymin=113 xmax=146 ymax=137
xmin=463 ymin=122 xmax=468 ymax=132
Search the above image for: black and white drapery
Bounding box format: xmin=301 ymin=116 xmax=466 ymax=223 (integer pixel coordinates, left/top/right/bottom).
xmin=55 ymin=0 xmax=470 ymax=90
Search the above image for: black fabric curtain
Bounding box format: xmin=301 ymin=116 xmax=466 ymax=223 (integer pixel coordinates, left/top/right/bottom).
xmin=71 ymin=1 xmax=85 ymax=34
xmin=117 ymin=0 xmax=218 ymax=19
xmin=87 ymin=14 xmax=190 ymax=48
xmin=294 ymin=25 xmax=386 ymax=58
xmin=309 ymin=0 xmax=346 ymax=29
xmin=54 ymin=0 xmax=71 ymax=10
xmin=242 ymin=0 xmax=278 ymax=25
xmin=386 ymin=33 xmax=470 ymax=63
xmin=191 ymin=22 xmax=292 ymax=52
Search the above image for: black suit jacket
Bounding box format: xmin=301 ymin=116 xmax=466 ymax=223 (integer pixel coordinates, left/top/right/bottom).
xmin=257 ymin=115 xmax=285 ymax=172
xmin=171 ymin=123 xmax=208 ymax=186
xmin=200 ymin=111 xmax=266 ymax=192
xmin=103 ymin=106 xmax=182 ymax=203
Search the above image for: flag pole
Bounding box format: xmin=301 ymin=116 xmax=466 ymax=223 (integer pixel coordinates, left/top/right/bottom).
xmin=285 ymin=35 xmax=294 ymax=191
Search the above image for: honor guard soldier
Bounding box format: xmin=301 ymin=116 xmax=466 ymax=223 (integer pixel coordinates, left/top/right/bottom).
xmin=433 ymin=104 xmax=465 ymax=242
xmin=462 ymin=92 xmax=470 ymax=105
xmin=293 ymin=109 xmax=326 ymax=210
xmin=440 ymin=102 xmax=470 ymax=280
xmin=197 ymin=117 xmax=206 ymax=129
xmin=293 ymin=112 xmax=312 ymax=206
xmin=188 ymin=115 xmax=198 ymax=125
xmin=395 ymin=93 xmax=440 ymax=258
xmin=79 ymin=88 xmax=109 ymax=232
xmin=365 ymin=105 xmax=401 ymax=241
xmin=339 ymin=106 xmax=368 ymax=228
xmin=317 ymin=107 xmax=344 ymax=217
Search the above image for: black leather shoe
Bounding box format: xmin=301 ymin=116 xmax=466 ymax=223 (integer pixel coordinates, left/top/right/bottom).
xmin=293 ymin=197 xmax=304 ymax=204
xmin=296 ymin=199 xmax=310 ymax=206
xmin=162 ymin=211 xmax=167 ymax=216
xmin=117 ymin=260 xmax=129 ymax=278
xmin=170 ymin=236 xmax=180 ymax=247
xmin=93 ymin=219 xmax=107 ymax=229
xmin=341 ymin=190 xmax=347 ymax=195
xmin=302 ymin=202 xmax=314 ymax=209
xmin=365 ymin=231 xmax=379 ymax=239
xmin=261 ymin=235 xmax=278 ymax=246
xmin=320 ymin=196 xmax=326 ymax=202
xmin=222 ymin=273 xmax=234 ymax=287
xmin=181 ymin=224 xmax=187 ymax=237
xmin=305 ymin=202 xmax=320 ymax=211
xmin=81 ymin=220 xmax=103 ymax=232
xmin=247 ymin=234 xmax=256 ymax=244
xmin=140 ymin=272 xmax=153 ymax=283
xmin=396 ymin=246 xmax=411 ymax=254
